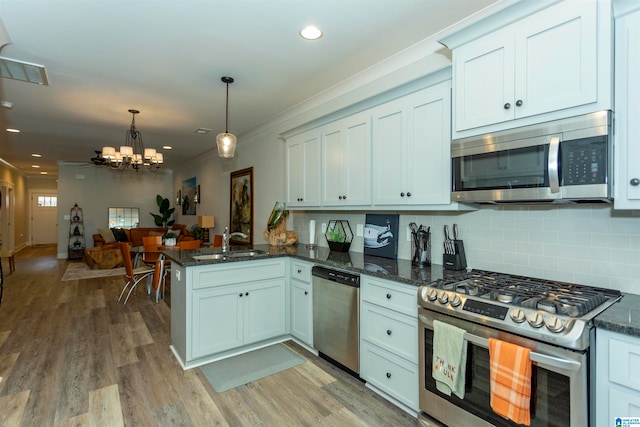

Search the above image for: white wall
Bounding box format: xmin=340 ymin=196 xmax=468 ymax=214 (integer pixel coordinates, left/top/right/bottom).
xmin=57 ymin=162 xmax=173 ymax=257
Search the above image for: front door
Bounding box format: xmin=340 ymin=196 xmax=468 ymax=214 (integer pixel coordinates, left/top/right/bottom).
xmin=32 ymin=191 xmax=58 ymax=245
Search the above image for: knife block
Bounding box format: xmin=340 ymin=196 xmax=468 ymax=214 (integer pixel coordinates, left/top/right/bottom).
xmin=443 ymin=240 xmax=467 ymax=271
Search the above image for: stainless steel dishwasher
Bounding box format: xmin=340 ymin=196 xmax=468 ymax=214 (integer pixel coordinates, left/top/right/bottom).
xmin=312 ymin=265 xmax=360 ymax=375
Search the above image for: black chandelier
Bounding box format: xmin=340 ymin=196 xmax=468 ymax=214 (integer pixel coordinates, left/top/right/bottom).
xmin=100 ymin=109 xmax=163 ymax=171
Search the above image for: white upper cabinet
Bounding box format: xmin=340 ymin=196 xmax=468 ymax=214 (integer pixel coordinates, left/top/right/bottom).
xmin=285 ymin=129 xmax=322 ymax=208
xmin=372 ymin=81 xmax=452 ymax=206
xmin=449 ymin=0 xmax=610 ymax=138
xmin=322 ymin=112 xmax=372 ymax=206
xmin=614 ymin=6 xmax=640 ymax=209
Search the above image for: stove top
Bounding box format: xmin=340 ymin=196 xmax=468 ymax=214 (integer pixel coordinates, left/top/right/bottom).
xmin=418 ymin=269 xmax=622 ymax=350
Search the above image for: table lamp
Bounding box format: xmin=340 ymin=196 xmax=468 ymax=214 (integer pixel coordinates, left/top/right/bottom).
xmin=197 ymin=215 xmax=215 ymax=243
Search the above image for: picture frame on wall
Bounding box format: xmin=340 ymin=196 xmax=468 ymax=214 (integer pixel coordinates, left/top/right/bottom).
xmin=181 ymin=177 xmax=197 ymax=215
xmin=230 ymin=167 xmax=253 ymax=246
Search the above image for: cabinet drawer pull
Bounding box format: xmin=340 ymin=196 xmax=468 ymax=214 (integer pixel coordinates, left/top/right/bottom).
xmin=407 ymin=192 xmax=411 ymax=197
xmin=239 ymin=293 xmax=243 ymax=297
xmin=515 ymin=99 xmax=523 ymax=107
xmin=386 ymin=372 xmax=392 ymax=379
xmin=245 ymin=292 xmax=249 ymax=296
xmin=386 ymin=293 xmax=392 ymax=299
xmin=400 ymin=192 xmax=405 ymax=197
xmin=503 ymin=102 xmax=511 ymax=110
xmin=631 ymin=178 xmax=640 ymax=186
xmin=386 ymin=329 xmax=392 ymax=336
xmin=297 ymin=269 xmax=302 ymax=273
xmin=304 ymin=291 xmax=308 ymax=295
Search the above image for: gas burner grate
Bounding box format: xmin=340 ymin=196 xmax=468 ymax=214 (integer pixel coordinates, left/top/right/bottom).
xmin=434 ymin=269 xmax=620 ymax=317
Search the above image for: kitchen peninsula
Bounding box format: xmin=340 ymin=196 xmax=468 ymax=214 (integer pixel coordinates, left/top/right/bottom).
xmin=164 ymin=244 xmax=452 ymax=369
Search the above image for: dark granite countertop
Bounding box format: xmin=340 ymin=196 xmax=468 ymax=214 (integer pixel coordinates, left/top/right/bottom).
xmin=163 ymin=243 xmax=468 ymax=288
xmin=594 ymin=293 xmax=640 ymax=338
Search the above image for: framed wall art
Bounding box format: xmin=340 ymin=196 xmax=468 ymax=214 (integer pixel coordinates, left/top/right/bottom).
xmin=181 ymin=177 xmax=197 ymax=215
xmin=230 ymin=167 xmax=253 ymax=246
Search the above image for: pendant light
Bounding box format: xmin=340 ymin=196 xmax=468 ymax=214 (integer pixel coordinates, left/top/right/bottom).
xmin=216 ymin=76 xmax=237 ymax=158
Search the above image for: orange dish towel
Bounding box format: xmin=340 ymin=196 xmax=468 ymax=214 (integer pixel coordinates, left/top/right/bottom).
xmin=488 ymin=338 xmax=532 ymax=426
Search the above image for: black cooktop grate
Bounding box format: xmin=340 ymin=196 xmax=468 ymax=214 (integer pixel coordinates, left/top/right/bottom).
xmin=433 ymin=269 xmax=621 ymax=317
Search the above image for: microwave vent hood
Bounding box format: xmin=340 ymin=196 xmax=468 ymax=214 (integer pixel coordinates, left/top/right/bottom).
xmin=451 ymin=111 xmax=613 ymax=205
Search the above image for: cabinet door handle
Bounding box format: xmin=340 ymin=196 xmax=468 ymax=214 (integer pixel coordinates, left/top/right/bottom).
xmin=386 ymin=329 xmax=392 ymax=336
xmin=400 ymin=192 xmax=405 ymax=197
xmin=515 ymin=99 xmax=523 ymax=107
xmin=343 ymin=195 xmax=347 ymax=200
xmin=630 ymin=178 xmax=640 ymax=186
xmin=407 ymin=192 xmax=411 ymax=197
xmin=386 ymin=293 xmax=392 ymax=299
xmin=245 ymin=292 xmax=249 ymax=296
xmin=386 ymin=372 xmax=392 ymax=379
xmin=338 ymin=196 xmax=343 ymax=200
xmin=304 ymin=291 xmax=308 ymax=295
xmin=503 ymin=102 xmax=511 ymax=110
xmin=239 ymin=293 xmax=243 ymax=297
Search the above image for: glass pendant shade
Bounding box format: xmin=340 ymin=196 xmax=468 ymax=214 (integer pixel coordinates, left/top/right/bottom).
xmin=216 ymin=132 xmax=237 ymax=158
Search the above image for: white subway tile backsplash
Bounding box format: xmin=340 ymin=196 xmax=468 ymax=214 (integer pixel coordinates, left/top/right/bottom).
xmin=293 ymin=205 xmax=640 ymax=293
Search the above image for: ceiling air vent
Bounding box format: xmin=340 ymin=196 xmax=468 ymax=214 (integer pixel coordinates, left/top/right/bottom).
xmin=0 ymin=56 xmax=48 ymax=85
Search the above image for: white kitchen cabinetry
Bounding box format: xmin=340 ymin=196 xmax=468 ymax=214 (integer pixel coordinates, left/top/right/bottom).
xmin=372 ymin=81 xmax=451 ymax=206
xmin=171 ymin=259 xmax=287 ymax=368
xmin=322 ymin=112 xmax=371 ymax=206
xmin=595 ymin=329 xmax=640 ymax=426
xmin=360 ymin=275 xmax=419 ymax=411
xmin=285 ymin=129 xmax=322 ymax=208
xmin=450 ymin=0 xmax=607 ymax=137
xmin=290 ymin=260 xmax=313 ymax=347
xmin=614 ymin=6 xmax=640 ymax=209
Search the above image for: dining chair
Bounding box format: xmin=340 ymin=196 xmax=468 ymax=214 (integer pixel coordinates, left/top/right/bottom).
xmin=118 ymin=241 xmax=155 ymax=305
xmin=179 ymin=239 xmax=202 ymax=249
xmin=213 ymin=234 xmax=223 ymax=247
xmin=151 ymin=255 xmax=168 ymax=304
xmin=142 ymin=235 xmax=163 ymax=266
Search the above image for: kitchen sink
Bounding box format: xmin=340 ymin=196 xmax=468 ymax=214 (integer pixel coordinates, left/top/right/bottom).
xmin=192 ymin=249 xmax=267 ymax=261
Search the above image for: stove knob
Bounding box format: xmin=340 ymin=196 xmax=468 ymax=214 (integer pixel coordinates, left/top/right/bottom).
xmin=437 ymin=291 xmax=449 ymax=305
xmin=426 ymin=288 xmax=438 ymax=302
xmin=450 ymin=294 xmax=462 ymax=307
xmin=510 ymin=308 xmax=526 ymax=323
xmin=545 ymin=316 xmax=564 ymax=333
xmin=527 ymin=311 xmax=544 ymax=328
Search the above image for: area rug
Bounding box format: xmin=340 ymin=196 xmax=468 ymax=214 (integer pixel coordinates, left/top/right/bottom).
xmin=61 ymin=262 xmax=125 ymax=281
xmin=199 ymin=344 xmax=305 ymax=393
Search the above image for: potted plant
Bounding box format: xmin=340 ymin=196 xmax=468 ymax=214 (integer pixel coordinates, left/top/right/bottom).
xmin=163 ymin=231 xmax=178 ymax=247
xmin=325 ymin=220 xmax=353 ymax=252
xmin=190 ymin=224 xmax=204 ymax=241
xmin=150 ymin=194 xmax=175 ymax=228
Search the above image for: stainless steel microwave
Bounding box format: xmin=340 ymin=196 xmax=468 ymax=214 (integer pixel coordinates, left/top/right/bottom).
xmin=451 ymin=111 xmax=613 ymax=204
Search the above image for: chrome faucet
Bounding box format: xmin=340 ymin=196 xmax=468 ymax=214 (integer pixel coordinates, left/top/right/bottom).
xmin=222 ymin=226 xmax=248 ymax=252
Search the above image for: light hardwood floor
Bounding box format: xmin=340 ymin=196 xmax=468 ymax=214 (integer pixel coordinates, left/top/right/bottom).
xmin=0 ymin=245 xmax=418 ymax=426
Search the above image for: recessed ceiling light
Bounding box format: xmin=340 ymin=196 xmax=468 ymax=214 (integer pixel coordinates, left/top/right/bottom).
xmin=1 ymin=101 xmax=13 ymax=109
xmin=6 ymin=128 xmax=20 ymax=133
xmin=31 ymin=164 xmax=40 ymax=168
xmin=40 ymin=171 xmax=48 ymax=175
xmin=300 ymin=25 xmax=323 ymax=40
xmin=31 ymin=153 xmax=42 ymax=157
xmin=194 ymin=128 xmax=211 ymax=135
xmin=162 ymin=145 xmax=172 ymax=150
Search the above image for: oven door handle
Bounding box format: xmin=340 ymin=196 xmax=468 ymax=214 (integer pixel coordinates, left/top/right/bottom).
xmin=419 ymin=314 xmax=581 ymax=372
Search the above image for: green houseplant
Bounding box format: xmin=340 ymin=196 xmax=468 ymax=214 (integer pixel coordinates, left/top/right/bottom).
xmin=325 ymin=220 xmax=353 ymax=252
xmin=150 ymin=195 xmax=175 ymax=228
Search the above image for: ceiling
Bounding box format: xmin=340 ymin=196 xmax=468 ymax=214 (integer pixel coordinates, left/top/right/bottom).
xmin=0 ymin=0 xmax=500 ymax=176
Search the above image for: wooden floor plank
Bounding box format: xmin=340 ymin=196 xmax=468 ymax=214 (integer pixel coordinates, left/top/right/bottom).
xmin=89 ymin=384 xmax=124 ymax=427
xmin=0 ymin=389 xmax=30 ymax=426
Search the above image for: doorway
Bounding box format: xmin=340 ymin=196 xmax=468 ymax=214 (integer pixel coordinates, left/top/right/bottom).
xmin=31 ymin=191 xmax=58 ymax=245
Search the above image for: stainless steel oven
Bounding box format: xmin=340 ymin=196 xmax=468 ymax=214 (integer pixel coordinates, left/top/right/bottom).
xmin=417 ymin=270 xmax=621 ymax=427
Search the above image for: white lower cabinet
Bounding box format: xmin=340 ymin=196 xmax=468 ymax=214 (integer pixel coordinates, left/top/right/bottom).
xmin=360 ymin=275 xmax=418 ymax=411
xmin=290 ymin=260 xmax=313 ymax=346
xmin=171 ymin=259 xmax=287 ymax=368
xmin=595 ymin=329 xmax=640 ymax=426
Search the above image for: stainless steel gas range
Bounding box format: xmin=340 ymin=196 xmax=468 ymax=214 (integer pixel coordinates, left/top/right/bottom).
xmin=417 ymin=270 xmax=621 ymax=427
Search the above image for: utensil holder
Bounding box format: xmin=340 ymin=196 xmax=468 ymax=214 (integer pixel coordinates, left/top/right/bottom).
xmin=443 ymin=240 xmax=467 ymax=270
xmin=411 ymin=230 xmax=431 ymax=267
